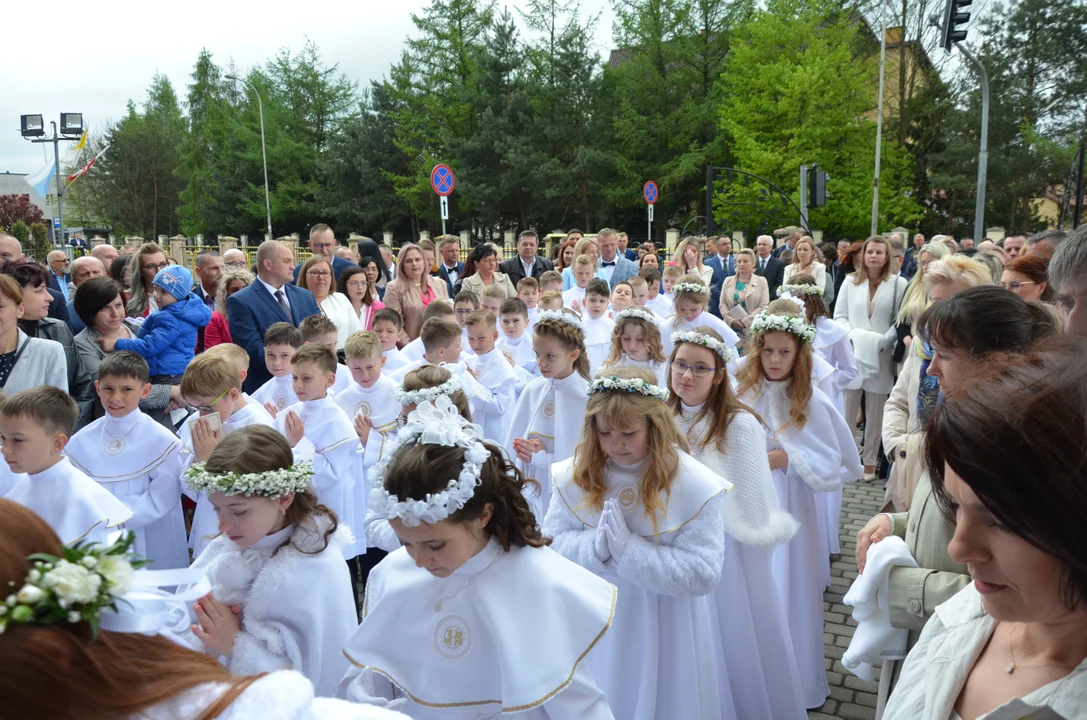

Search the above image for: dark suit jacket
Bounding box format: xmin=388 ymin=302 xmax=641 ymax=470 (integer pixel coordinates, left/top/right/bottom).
xmin=499 ymin=255 xmax=555 ymax=287
xmin=754 ymin=256 xmax=786 ymax=300
xmin=192 ymin=283 xmax=216 ymax=354
xmin=46 ymin=271 xmax=71 ymax=297
xmin=704 ymin=255 xmax=736 ymax=319
xmin=292 ymin=255 xmax=358 ymax=284
xmin=47 ymin=287 xmax=70 ymax=324
xmin=435 ymin=262 xmax=464 ymax=297
xmin=227 ymin=281 xmax=321 ymax=392
xmin=623 ymin=249 xmax=638 ymax=262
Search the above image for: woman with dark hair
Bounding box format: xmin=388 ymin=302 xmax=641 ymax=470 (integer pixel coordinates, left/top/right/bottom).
xmin=0 ymin=274 xmax=67 ymax=393
xmin=73 ymin=277 xmax=180 ymax=425
xmin=124 ymin=242 xmax=169 ymax=318
xmin=108 ymin=255 xmax=131 ymax=295
xmin=338 ymin=265 xmax=384 ymax=330
xmin=357 ymin=257 xmax=385 ymax=301
xmin=883 ymin=339 xmax=1087 ymax=718
xmin=856 ymin=285 xmax=1061 ymax=714
xmin=455 ymin=244 xmax=516 ymax=299
xmin=356 ymin=239 xmax=391 ymax=286
xmin=831 ymin=241 xmax=864 ymax=313
xmin=555 ymin=238 xmax=578 ymax=273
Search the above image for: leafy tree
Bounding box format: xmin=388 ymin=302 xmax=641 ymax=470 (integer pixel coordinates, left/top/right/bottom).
xmin=0 ymin=194 xmax=45 ymax=228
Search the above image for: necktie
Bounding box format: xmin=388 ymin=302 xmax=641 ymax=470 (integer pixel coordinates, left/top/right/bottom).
xmin=602 ymin=261 xmax=616 ymax=267
xmin=275 ymin=289 xmax=293 ymax=323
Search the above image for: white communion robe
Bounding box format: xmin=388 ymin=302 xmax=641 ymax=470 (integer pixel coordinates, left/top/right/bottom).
xmin=504 ymin=372 xmax=589 ymax=521
xmin=5 ymin=457 xmax=133 ymax=546
xmin=382 ymin=347 xmax=409 ymax=372
xmin=0 ymin=462 xmax=26 ymax=497
xmin=252 ymin=373 xmax=299 ymax=415
xmin=66 ymin=410 xmax=188 ymax=569
xmin=183 ymin=401 xmax=277 ymax=558
xmin=470 ymin=348 xmax=520 ymax=444
xmin=662 ymin=312 xmax=739 ymax=356
xmin=601 ymin=355 xmax=668 ymax=388
xmin=340 ymin=539 xmax=617 ymax=719
xmin=676 ymin=403 xmax=807 ymax=720
xmin=180 ymin=518 xmax=359 ymax=699
xmin=333 ymin=375 xmax=400 ymax=474
xmin=496 ymin=332 xmax=538 ymax=377
xmin=331 ymin=365 xmax=354 ymax=397
xmin=739 ymin=380 xmax=863 ymax=709
xmin=582 ymin=315 xmax=615 ymax=377
xmin=276 ymin=396 xmax=363 ymax=558
xmin=544 ymin=454 xmax=732 ymax=720
xmin=814 ymin=315 xmax=857 ymax=555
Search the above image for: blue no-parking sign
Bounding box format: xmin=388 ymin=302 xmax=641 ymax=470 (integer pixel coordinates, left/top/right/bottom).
xmin=643 ymin=180 xmax=659 ymax=205
xmin=431 ymin=165 xmax=456 ymax=196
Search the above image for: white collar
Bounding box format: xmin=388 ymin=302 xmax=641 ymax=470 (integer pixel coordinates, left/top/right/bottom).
xmin=29 ymin=456 xmax=74 ymax=482
xmin=450 ymin=538 xmax=502 ymax=578
xmin=103 ymin=409 xmax=141 ymax=435
xmin=248 ymin=523 xmax=295 ymax=553
xmin=257 ymin=276 xmax=285 ymax=296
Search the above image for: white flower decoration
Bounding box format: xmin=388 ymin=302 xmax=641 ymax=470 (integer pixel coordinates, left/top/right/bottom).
xmin=41 ymin=561 xmax=102 ymax=606
xmin=534 ymin=309 xmax=586 ymax=334
xmin=780 ymin=283 xmax=823 ymax=297
xmin=185 ymin=461 xmax=314 ymax=497
xmin=97 ymin=555 xmax=135 ymax=597
xmin=394 ymin=376 xmax=462 ymax=406
xmin=587 ymin=375 xmax=670 ymax=402
xmin=781 ymin=295 xmax=807 ymax=311
xmin=15 ymin=585 xmax=43 ymax=605
xmin=671 ymin=331 xmax=735 ymax=364
xmin=748 ymin=312 xmax=817 ymax=344
xmin=613 ymin=307 xmax=662 ymax=327
xmin=672 ymin=282 xmax=710 ymax=296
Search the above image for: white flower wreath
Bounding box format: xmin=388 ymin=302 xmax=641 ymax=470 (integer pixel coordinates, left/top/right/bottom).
xmin=535 ymin=309 xmax=586 ymax=333
xmin=672 ymin=282 xmax=710 ymax=296
xmin=671 ymin=331 xmax=735 ymax=364
xmin=780 ymin=283 xmax=823 ymax=297
xmin=588 ymin=375 xmax=670 ymax=402
xmin=184 ymin=462 xmax=314 ymax=497
xmin=780 ymin=294 xmax=807 ymax=312
xmin=369 ymin=396 xmax=489 ymax=527
xmin=748 ymin=312 xmax=817 ymax=344
xmin=613 ymin=307 xmax=662 ymax=327
xmin=394 ymin=375 xmax=462 ymax=405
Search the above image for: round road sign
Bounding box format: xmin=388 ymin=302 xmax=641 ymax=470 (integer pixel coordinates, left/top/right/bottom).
xmin=431 ymin=164 xmax=456 ymax=196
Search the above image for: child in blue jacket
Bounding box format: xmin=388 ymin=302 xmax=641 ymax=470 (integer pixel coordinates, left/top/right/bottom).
xmin=102 ymin=265 xmax=211 ymax=379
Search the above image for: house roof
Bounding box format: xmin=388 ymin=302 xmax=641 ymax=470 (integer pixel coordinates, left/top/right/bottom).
xmin=0 ymin=172 xmax=51 ymax=215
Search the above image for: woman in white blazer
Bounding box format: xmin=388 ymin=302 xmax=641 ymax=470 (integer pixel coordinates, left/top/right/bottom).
xmin=718 ymin=249 xmax=769 ymax=334
xmin=832 ymin=236 xmax=908 ymax=480
xmin=297 ymin=256 xmax=361 ymax=350
xmin=782 ymin=237 xmax=827 ymax=292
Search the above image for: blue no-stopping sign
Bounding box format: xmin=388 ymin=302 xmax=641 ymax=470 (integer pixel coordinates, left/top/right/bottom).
xmin=431 ymin=165 xmax=456 ymax=196
xmin=643 ymin=180 xmax=659 ymax=205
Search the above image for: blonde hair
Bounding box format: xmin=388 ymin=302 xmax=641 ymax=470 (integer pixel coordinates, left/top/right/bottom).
xmin=736 ymin=299 xmax=814 ymax=430
xmin=670 ymin=273 xmax=710 ymax=328
xmin=572 ymin=367 xmax=689 ymax=536
xmin=538 ymin=290 xmax=563 ymax=308
xmin=662 ymin=264 xmax=683 ymax=280
xmin=791 ymin=237 xmax=818 ymax=267
xmin=291 ymin=344 xmax=337 ymax=375
xmin=203 ymin=342 xmax=250 ymax=372
xmin=627 ymin=276 xmax=647 ymax=290
xmin=214 ymin=267 xmax=254 ymax=321
xmin=572 ymin=237 xmax=599 ymax=261
xmin=466 ymin=310 xmax=496 ymax=329
xmin=481 ymin=284 xmax=506 ymax=301
xmin=180 ymin=355 xmax=240 ymax=399
xmin=533 ymin=310 xmax=591 ymax=380
xmin=851 ymin=236 xmax=894 ymax=285
xmin=674 ymin=237 xmax=705 ymax=275
xmin=344 ymin=330 xmax=382 ymax=360
xmin=573 ymin=255 xmax=594 ymax=269
xmin=402 ymin=365 xmax=471 ymax=420
xmin=603 ymin=314 xmax=665 ymax=366
xmin=895 ymin=242 xmax=951 ymax=326
xmin=923 ymin=255 xmax=993 ymax=293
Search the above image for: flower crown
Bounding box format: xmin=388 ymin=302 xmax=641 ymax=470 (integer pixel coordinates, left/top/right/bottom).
xmin=394 ymin=376 xmax=462 ymax=405
xmin=184 ymin=461 xmax=314 ymax=497
xmin=588 ymin=375 xmax=670 ymax=402
xmin=672 ymin=282 xmax=710 ymax=296
xmin=369 ymin=396 xmax=489 ymax=527
xmin=535 ymin=309 xmax=585 ymax=334
xmin=613 ymin=307 xmax=662 ymax=328
xmin=1 ymin=533 xmax=149 ymax=639
xmin=780 ymin=283 xmax=822 ymax=297
xmin=671 ymin=331 xmax=735 ymax=364
xmin=749 ymin=312 xmax=817 ymax=344
xmin=780 ymin=295 xmax=807 ymax=312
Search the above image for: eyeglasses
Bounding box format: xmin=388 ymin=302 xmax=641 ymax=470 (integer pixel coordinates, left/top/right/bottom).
xmin=142 ymin=261 xmax=170 ymax=272
xmin=454 ymin=308 xmax=473 ymax=316
xmin=311 ymin=242 xmax=336 ymax=251
xmin=225 ymin=260 xmax=248 ymax=268
xmin=1002 ymin=281 xmax=1035 ymax=291
xmin=670 ymin=360 xmax=715 ymax=378
xmin=345 ymin=280 xmax=368 ymax=289
xmin=190 ymin=388 xmax=231 ymax=413
xmin=307 ymin=271 xmax=332 ymax=279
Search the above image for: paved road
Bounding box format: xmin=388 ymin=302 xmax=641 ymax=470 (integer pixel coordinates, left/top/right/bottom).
xmin=809 ymin=480 xmax=885 ymax=720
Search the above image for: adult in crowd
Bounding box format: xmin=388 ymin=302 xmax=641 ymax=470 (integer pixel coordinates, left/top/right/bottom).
xmin=886 ymin=235 xmax=907 ymax=277
xmin=455 ymin=243 xmax=516 ymax=299
xmin=357 ymin=239 xmax=392 ymax=299
xmin=719 ymin=248 xmax=769 ymax=335
xmin=293 ymin=223 xmax=357 ymax=283
xmin=73 ymin=277 xmax=180 ymax=424
xmin=2 ymin=260 xmax=91 ymax=407
xmin=0 ymin=275 xmax=67 ymax=393
xmin=297 ymin=255 xmax=360 ymax=351
xmin=975 ymin=239 xmax=998 ymax=256
xmin=972 ymin=249 xmax=1005 ymax=285
xmin=555 ymin=238 xmax=578 ymax=275
xmin=639 ymin=251 xmax=660 ymax=271
xmin=672 ymin=236 xmax=713 ymax=286
xmin=705 ymin=235 xmax=736 ymax=318
xmin=772 ymin=226 xmax=802 ymax=259
xmin=336 ymin=245 xmax=359 ymax=264
xmin=357 ymin=256 xmax=386 ymax=303
xmin=638 ymin=241 xmax=657 ymax=264
xmin=704 ymin=236 xmax=718 ymax=258
xmin=882 ymin=255 xmax=992 ymax=512
xmin=560 ymin=236 xmax=605 ymax=290
xmin=90 ymin=242 xmax=119 ymax=270
xmin=1025 ymin=229 xmax=1065 ymax=262
xmin=1002 ymin=254 xmax=1054 ymax=303
xmin=65 ymin=256 xmax=107 ymax=334
xmin=617 ymin=231 xmax=638 ymax=261
xmin=831 ymin=241 xmax=863 ymax=312
xmin=596 ymin=228 xmax=638 ymax=289
xmin=108 ymin=256 xmax=131 ymax=297
xmin=903 ymin=233 xmax=925 ymax=277
xmin=819 ymin=242 xmax=840 ymax=307
xmin=191 ymin=250 xmax=223 ymax=353
xmin=45 ymin=250 xmax=71 ymax=297
xmin=1049 ymin=225 xmax=1087 ymax=337
xmin=753 ymin=234 xmax=786 ymax=300
xmin=223 ymin=247 xmax=248 ymax=269
xmin=382 ymin=242 xmax=449 ymax=341
xmin=124 ymin=243 xmax=170 ymax=319
xmin=500 ymin=230 xmax=554 ymax=286
xmin=960 ymin=237 xmax=975 ymax=251
xmin=782 ymin=236 xmax=827 ymax=292
xmin=434 ymin=235 xmax=464 ymax=296
xmin=893 ymin=242 xmax=951 ymax=354
xmin=882 ymin=339 xmax=1087 ymax=719
xmin=1001 ymin=232 xmax=1027 ymax=261
xmin=378 ymin=244 xmax=396 ymax=280
xmin=203 ymin=267 xmax=254 ymax=350
xmin=338 ymin=265 xmax=384 ymax=330
xmin=228 ymin=241 xmax=321 ymax=393
xmin=833 ymin=235 xmax=909 ymax=481
xmin=417 ymin=238 xmax=437 ymax=276
xmin=0 ymin=234 xmax=69 ymax=324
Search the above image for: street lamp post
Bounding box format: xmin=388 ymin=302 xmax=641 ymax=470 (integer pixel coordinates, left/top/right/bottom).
xmin=20 ymin=113 xmax=83 ymax=246
xmin=226 ymin=75 xmax=273 ymax=239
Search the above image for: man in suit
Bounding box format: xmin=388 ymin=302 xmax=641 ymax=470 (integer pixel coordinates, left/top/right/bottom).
xmin=45 ymin=250 xmax=71 ymax=297
xmin=754 ymin=234 xmax=786 ymax=300
xmin=597 ymin=228 xmax=639 ymax=289
xmin=704 ymin=237 xmax=736 ymax=319
xmin=771 ymin=226 xmax=802 ymax=259
xmin=617 ymin=232 xmax=638 ymax=262
xmin=293 ymin=223 xmax=358 ymax=283
xmin=66 ymin=256 xmax=107 ymax=334
xmin=192 ymin=250 xmax=223 ymax=353
xmin=230 ymin=240 xmax=322 ymax=393
xmin=500 ymin=230 xmax=555 ymax=287
xmin=436 ymin=235 xmax=466 ymax=296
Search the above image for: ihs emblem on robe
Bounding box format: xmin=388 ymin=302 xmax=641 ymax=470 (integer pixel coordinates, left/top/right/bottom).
xmin=104 ymin=437 xmax=126 ymax=456
xmin=433 ymin=614 xmax=472 ymax=661
xmin=542 ymin=401 xmax=555 ymax=419
xmin=614 ymin=483 xmax=640 ymax=513
xmin=276 ymin=396 xmax=288 ymax=410
xmin=356 ymin=402 xmax=371 ymax=418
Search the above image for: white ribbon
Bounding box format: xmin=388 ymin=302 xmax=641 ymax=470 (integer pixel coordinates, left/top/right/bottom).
xmin=99 ymin=568 xmax=211 ymax=636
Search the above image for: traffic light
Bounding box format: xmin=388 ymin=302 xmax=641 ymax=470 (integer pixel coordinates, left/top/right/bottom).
xmin=940 ymin=0 xmax=972 ymax=52
xmin=808 ymin=167 xmax=829 ymax=208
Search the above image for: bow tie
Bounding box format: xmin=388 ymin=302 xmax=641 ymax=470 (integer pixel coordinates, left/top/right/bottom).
xmin=602 ymin=261 xmax=616 ymax=267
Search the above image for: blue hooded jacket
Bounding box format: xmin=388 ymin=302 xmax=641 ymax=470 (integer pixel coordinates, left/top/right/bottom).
xmin=116 ymin=293 xmax=212 ymax=376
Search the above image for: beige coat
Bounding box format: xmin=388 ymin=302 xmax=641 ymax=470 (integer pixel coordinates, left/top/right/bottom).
xmin=458 ymin=271 xmax=516 ymax=301
xmin=882 ymin=353 xmax=924 ymax=511
xmin=383 ymin=275 xmax=450 ymax=341
xmin=718 ymin=274 xmax=769 ymax=328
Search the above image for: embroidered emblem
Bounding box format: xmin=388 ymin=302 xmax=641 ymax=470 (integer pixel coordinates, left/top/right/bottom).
xmin=433 ymin=614 xmax=472 ymax=662
xmin=614 ymin=483 xmax=640 ymax=513
xmin=542 ymin=401 xmax=555 ymax=419
xmin=355 ymin=402 xmax=371 ymax=418
xmin=275 ymin=396 xmax=288 ymax=410
xmin=104 ymin=437 xmax=126 ymax=456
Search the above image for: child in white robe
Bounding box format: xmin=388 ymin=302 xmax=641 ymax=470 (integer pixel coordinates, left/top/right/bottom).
xmin=337 ymin=331 xmax=401 ymax=477
xmin=389 ymin=319 xmax=493 ymax=421
xmin=600 ymin=308 xmax=669 ymax=387
xmin=644 ymin=266 xmax=678 ymax=317
xmin=496 ymin=297 xmax=538 ymax=383
xmin=561 ymin=256 xmax=594 ymax=311
xmin=66 ymin=352 xmax=188 ymax=569
xmin=582 ymin=279 xmax=616 ymax=376
xmin=464 ymin=310 xmax=519 ymax=444
xmin=181 ymin=425 xmax=358 ymax=699
xmin=504 ymin=310 xmax=591 ymax=521
xmin=340 ymin=397 xmax=616 ymax=719
xmin=1 ymin=386 xmax=132 ymax=546
xmin=544 ymin=367 xmax=732 ymax=720
xmin=372 ymin=308 xmax=409 ymax=373
xmin=735 ymin=300 xmax=862 ymax=709
xmin=300 ymin=315 xmax=355 ymax=396
xmin=662 ymin=275 xmax=739 ymax=356
xmin=515 ymin=276 xmax=540 ymax=328
xmin=251 ymin=322 xmax=302 ymax=416
xmin=668 ymin=328 xmax=807 ymax=720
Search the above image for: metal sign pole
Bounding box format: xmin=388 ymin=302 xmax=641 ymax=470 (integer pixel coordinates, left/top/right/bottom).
xmin=647 ymin=204 xmax=654 ymax=243
xmin=440 ymin=196 xmax=449 ymax=236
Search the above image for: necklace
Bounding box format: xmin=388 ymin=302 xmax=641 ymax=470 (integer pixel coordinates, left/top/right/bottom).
xmin=1006 ymin=623 xmax=1082 ymax=674
xmin=433 ymin=549 xmax=501 ymax=613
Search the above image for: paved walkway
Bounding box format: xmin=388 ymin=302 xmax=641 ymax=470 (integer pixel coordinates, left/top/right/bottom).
xmin=809 ymin=480 xmax=886 ymax=720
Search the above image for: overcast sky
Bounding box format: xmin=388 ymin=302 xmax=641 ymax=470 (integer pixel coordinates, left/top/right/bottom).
xmin=1 ymin=0 xmax=616 ymax=177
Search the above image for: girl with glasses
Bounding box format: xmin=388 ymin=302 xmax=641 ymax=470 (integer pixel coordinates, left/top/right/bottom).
xmin=338 ymin=265 xmax=385 ymax=331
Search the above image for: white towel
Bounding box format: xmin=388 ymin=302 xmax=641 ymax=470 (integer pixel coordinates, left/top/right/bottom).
xmin=842 ymin=535 xmax=918 ymax=681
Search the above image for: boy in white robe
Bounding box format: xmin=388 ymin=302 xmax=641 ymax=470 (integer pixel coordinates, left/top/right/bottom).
xmin=251 ymin=322 xmax=302 ymax=416
xmin=497 ymin=297 xmax=538 ymax=383
xmin=371 ymin=308 xmax=409 ymax=372
xmin=516 ymin=276 xmax=540 ymax=327
xmin=389 ymin=318 xmax=494 ymax=421
xmin=2 ymin=386 xmax=132 ymax=546
xmin=337 ymin=331 xmax=401 ymax=476
xmin=465 ymin=310 xmax=520 ymax=444
xmin=645 ymin=266 xmax=677 ymax=317
xmin=582 ymin=279 xmax=616 ymax=376
xmin=562 ymin=256 xmax=594 ymax=311
xmin=66 ymin=352 xmax=188 ymax=569
xmin=299 ymin=315 xmax=353 ymax=396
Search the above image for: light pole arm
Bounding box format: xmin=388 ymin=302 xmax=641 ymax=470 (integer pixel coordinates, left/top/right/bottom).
xmin=228 ymin=75 xmax=273 ymax=239
xmin=955 ymin=42 xmax=989 ymax=243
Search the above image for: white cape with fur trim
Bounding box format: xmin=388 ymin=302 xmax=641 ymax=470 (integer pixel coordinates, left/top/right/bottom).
xmin=178 ymin=517 xmax=359 ymax=699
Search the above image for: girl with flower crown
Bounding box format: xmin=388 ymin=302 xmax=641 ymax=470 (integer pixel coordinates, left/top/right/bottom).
xmin=179 ymin=425 xmax=359 ymax=699
xmin=544 ymin=367 xmax=735 ymax=720
xmin=663 ymin=274 xmax=738 ymax=356
xmin=340 ymin=397 xmax=617 ymax=718
xmin=600 ymin=307 xmax=669 ymax=387
xmin=504 ymin=310 xmax=592 ymax=521
xmin=735 ymin=299 xmax=862 ymax=710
